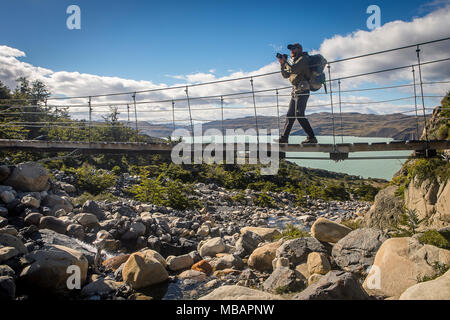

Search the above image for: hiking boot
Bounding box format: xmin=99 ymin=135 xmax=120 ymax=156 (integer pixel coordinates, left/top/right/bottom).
xmin=275 ymin=137 xmax=289 ymax=144
xmin=301 ymin=136 xmax=318 ymax=144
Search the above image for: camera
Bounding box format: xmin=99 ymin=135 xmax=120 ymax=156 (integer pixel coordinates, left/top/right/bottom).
xmin=276 ymin=53 xmax=288 ymax=60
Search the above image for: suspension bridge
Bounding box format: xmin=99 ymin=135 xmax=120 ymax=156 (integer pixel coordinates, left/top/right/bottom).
xmin=1 ymin=37 xmax=450 ymax=162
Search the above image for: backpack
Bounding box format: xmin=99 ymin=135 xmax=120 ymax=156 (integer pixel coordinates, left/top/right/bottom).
xmin=307 ymin=54 xmax=327 ymax=92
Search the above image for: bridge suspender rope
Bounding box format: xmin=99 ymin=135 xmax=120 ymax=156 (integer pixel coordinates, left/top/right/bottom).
xmin=416 ymin=45 xmax=429 ymax=151
xmin=184 ymin=86 xmax=194 ymax=139
xmin=250 ymin=77 xmax=259 ymax=145
xmin=412 ymin=66 xmax=420 ymax=139
xmin=338 ymin=80 xmax=344 ymax=143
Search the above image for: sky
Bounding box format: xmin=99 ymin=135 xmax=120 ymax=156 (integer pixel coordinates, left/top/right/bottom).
xmin=1 ymin=0 xmax=450 ymax=123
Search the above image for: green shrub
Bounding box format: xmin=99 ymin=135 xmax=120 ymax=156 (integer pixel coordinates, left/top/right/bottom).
xmin=72 ymin=191 xmax=118 ymax=206
xmin=417 ymin=262 xmax=449 ymax=282
xmin=274 ymin=224 xmax=310 ymax=240
xmin=253 ymin=192 xmax=277 ymax=208
xmin=352 ymin=183 xmax=380 ymax=201
xmin=231 ymin=191 xmax=247 ymax=205
xmin=341 ymin=218 xmax=363 ymax=230
xmin=68 ymin=164 xmax=117 ymax=195
xmin=392 ymin=208 xmax=424 ymax=237
xmin=419 ymin=230 xmax=450 ymax=249
xmin=323 ymin=183 xmax=350 ymax=201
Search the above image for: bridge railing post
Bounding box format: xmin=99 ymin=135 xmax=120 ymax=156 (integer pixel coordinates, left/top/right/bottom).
xmin=171 ymin=100 xmax=176 ymax=132
xmin=220 ymin=96 xmax=225 ymax=145
xmin=415 ymin=45 xmax=430 ymax=150
xmin=132 ymin=92 xmax=138 ymax=142
xmin=327 ymin=64 xmax=337 ymax=149
xmin=275 ymin=89 xmax=281 ymax=138
xmin=88 ymin=96 xmax=92 ymax=143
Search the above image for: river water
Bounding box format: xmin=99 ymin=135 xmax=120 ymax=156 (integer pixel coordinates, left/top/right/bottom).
xmin=182 ymin=135 xmax=411 ymax=181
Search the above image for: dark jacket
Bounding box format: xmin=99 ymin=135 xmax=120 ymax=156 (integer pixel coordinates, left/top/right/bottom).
xmin=281 ymin=52 xmax=311 ymax=93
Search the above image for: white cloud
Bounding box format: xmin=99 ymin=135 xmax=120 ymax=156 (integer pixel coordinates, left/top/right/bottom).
xmin=0 ymin=6 xmax=449 ymax=124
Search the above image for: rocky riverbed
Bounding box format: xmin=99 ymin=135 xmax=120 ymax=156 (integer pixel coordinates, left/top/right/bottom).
xmin=0 ymin=162 xmax=448 ymax=301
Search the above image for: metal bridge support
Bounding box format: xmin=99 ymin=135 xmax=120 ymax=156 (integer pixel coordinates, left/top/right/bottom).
xmin=330 ymin=152 xmax=349 ymax=161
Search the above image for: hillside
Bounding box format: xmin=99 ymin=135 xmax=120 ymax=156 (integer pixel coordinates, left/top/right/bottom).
xmin=132 ymin=112 xmax=429 ymax=140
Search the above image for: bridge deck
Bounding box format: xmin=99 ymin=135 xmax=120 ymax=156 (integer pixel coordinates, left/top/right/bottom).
xmin=0 ymin=139 xmax=449 ymax=154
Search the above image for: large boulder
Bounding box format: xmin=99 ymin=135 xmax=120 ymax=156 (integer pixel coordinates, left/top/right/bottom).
xmin=199 ymin=237 xmax=226 ymax=257
xmin=307 ymin=252 xmax=331 ymax=275
xmin=364 ymin=185 xmax=404 ymax=230
xmin=275 ymin=237 xmax=329 ymax=267
xmin=293 ymin=270 xmax=370 ymax=300
xmin=0 ymin=276 xmax=15 ymax=299
xmin=0 ymin=165 xmax=10 ymax=183
xmin=262 ymin=266 xmax=306 ymax=293
xmin=42 ymin=194 xmax=73 ymax=216
xmin=199 ymin=285 xmax=284 ymax=300
xmin=167 ymin=254 xmax=194 ymax=271
xmin=19 ymin=244 xmax=88 ymax=290
xmin=240 ymin=227 xmax=281 ymax=241
xmin=399 ymin=270 xmax=450 ymax=300
xmin=74 ymin=213 xmax=99 ymax=227
xmin=81 ymin=278 xmax=122 ymax=297
xmin=82 ymin=200 xmax=105 ymax=220
xmin=0 ymin=247 xmax=19 ymax=263
xmin=3 ymin=162 xmax=49 ymax=192
xmin=0 ymin=233 xmax=27 ymax=255
xmin=332 ymin=228 xmax=388 ymax=275
xmin=362 ymin=237 xmax=450 ymax=298
xmin=248 ymin=240 xmax=283 ymax=272
xmin=235 ymin=231 xmax=264 ymax=258
xmin=39 ymin=216 xmax=67 ymax=234
xmin=122 ymin=250 xmax=169 ymax=289
xmin=404 ymin=176 xmax=450 ymax=229
xmin=29 ymin=229 xmax=96 ymax=264
xmin=311 ymin=218 xmax=352 ymax=243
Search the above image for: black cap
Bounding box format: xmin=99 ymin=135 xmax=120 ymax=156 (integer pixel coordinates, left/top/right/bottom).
xmin=287 ymin=43 xmax=301 ymax=50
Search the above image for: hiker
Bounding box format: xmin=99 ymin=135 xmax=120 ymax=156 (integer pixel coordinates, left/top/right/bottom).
xmin=277 ymin=43 xmax=317 ymax=144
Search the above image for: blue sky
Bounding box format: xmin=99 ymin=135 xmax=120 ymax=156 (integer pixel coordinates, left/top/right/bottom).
xmin=1 ymin=0 xmax=446 ymax=84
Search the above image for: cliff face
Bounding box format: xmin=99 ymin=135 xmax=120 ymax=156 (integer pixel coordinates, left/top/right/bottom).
xmin=365 ymin=93 xmax=450 ymax=231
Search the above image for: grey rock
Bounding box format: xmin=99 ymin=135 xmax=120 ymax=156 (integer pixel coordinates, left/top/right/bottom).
xmin=0 ymin=265 xmax=15 ymax=277
xmin=275 ymin=237 xmax=330 ymax=266
xmin=263 ymin=267 xmax=306 ymax=293
xmin=1 ymin=191 xmax=15 ymax=204
xmin=0 ymin=276 xmax=15 ymax=299
xmin=215 ymin=254 xmax=245 ymax=270
xmin=66 ymin=223 xmax=85 ymax=240
xmin=0 ymin=165 xmax=10 ymax=183
xmin=0 ymin=233 xmax=27 ymax=254
xmin=30 ymin=229 xmax=96 ymax=264
xmin=292 ymin=270 xmax=370 ymax=300
xmin=3 ymin=162 xmax=49 ymax=192
xmin=332 ymin=228 xmax=388 ymax=275
xmin=235 ymin=230 xmax=264 ymax=258
xmin=82 ymin=200 xmax=105 ymax=220
xmin=24 ymin=212 xmax=43 ymax=226
xmin=39 ymin=216 xmax=67 ymax=234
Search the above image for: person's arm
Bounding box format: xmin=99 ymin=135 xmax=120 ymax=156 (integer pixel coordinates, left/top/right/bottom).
xmin=280 ymin=62 xmax=291 ymax=79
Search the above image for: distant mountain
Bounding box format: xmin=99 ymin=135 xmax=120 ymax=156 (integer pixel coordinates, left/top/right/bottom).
xmin=129 ymin=112 xmax=430 ymax=140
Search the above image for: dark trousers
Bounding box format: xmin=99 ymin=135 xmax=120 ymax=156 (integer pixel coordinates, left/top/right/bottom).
xmin=281 ymin=92 xmax=315 ymax=139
